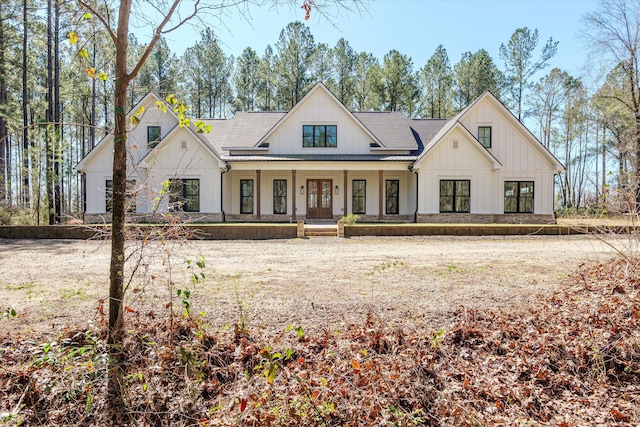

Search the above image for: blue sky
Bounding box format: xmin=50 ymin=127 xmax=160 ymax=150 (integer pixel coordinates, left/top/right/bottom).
xmin=160 ymin=0 xmax=599 ymax=81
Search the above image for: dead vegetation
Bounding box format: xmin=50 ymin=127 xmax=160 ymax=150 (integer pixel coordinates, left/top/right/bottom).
xmin=1 ymin=252 xmax=639 ymax=425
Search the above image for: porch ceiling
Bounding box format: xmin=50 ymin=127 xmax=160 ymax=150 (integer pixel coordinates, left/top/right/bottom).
xmin=226 ymin=159 xmax=414 ymax=171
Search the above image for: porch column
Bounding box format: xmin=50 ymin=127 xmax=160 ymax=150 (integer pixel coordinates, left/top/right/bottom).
xmin=292 ymin=170 xmax=297 ymax=221
xmin=343 ymin=170 xmax=348 ymax=215
xmin=378 ymin=170 xmax=384 ymax=220
xmin=256 ymin=170 xmax=261 ymax=220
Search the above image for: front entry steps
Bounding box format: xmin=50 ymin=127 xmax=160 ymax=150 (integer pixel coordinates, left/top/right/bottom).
xmin=297 ymin=220 xmax=345 ymax=238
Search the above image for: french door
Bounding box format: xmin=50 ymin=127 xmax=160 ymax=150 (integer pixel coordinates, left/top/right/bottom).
xmin=306 ymin=179 xmax=333 ymax=219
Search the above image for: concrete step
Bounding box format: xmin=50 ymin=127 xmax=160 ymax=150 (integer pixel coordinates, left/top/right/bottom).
xmin=304 ymin=227 xmax=338 ymax=237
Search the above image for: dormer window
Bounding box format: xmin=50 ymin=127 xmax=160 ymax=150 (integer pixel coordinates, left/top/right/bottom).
xmin=478 ymin=126 xmax=491 ymax=148
xmin=147 ymin=126 xmax=161 ymax=148
xmin=303 ymin=125 xmax=337 ymax=147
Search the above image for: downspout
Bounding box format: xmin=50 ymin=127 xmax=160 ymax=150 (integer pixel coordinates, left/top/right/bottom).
xmin=82 ymin=172 xmax=86 ymax=220
xmin=221 ymin=165 xmax=230 ymax=222
xmin=410 ymin=165 xmax=418 ymax=223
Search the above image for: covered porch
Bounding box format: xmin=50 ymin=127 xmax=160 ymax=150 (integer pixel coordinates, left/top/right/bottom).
xmin=222 ymin=160 xmax=416 ymax=223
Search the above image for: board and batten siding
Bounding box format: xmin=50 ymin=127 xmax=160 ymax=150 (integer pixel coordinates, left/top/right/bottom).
xmin=416 ymin=96 xmax=558 ymax=216
xmin=459 ymin=97 xmax=557 ymax=215
xmin=265 ymin=88 xmax=376 ymax=155
xmin=416 ymin=128 xmax=495 ymax=214
xmin=143 ymin=131 xmax=223 ymax=214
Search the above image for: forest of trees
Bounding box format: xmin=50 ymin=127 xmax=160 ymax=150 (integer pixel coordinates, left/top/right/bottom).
xmin=0 ymin=0 xmax=637 ymax=224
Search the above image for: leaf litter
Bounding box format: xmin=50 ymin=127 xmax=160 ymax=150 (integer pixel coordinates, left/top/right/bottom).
xmin=1 ymin=255 xmax=639 ymax=425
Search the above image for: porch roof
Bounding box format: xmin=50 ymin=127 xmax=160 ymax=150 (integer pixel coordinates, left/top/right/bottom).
xmin=222 ymin=154 xmax=417 ymax=162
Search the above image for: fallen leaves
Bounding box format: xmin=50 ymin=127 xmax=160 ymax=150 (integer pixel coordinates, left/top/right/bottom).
xmin=1 ymin=257 xmax=639 ymax=425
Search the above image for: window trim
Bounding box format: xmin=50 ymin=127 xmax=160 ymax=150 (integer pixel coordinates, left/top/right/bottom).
xmin=439 ymin=179 xmax=470 ymax=213
xmin=240 ymin=179 xmax=254 ymax=214
xmin=147 ymin=125 xmax=161 ymax=148
xmin=273 ymin=179 xmax=287 ymax=215
xmin=478 ymin=126 xmax=492 ymax=148
xmin=169 ymin=178 xmax=200 ymax=212
xmin=385 ymin=179 xmax=399 ymax=215
xmin=302 ymin=125 xmax=337 ymax=148
xmin=504 ymin=181 xmax=534 ymax=214
xmin=352 ymin=180 xmax=366 ymax=215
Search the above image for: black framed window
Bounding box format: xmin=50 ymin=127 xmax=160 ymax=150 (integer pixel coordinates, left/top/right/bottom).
xmin=352 ymin=180 xmax=366 ymax=214
xmin=302 ymin=125 xmax=337 ymax=147
xmin=439 ymin=180 xmax=470 ymax=213
xmin=504 ymin=181 xmax=534 ymax=213
xmin=147 ymin=126 xmax=161 ymax=148
xmin=169 ymin=179 xmax=200 ymax=212
xmin=478 ymin=126 xmax=491 ymax=148
xmin=106 ymin=179 xmax=136 ymax=213
xmin=240 ymin=179 xmax=254 ymax=214
xmin=273 ymin=180 xmax=287 ymax=214
xmin=385 ymin=180 xmax=399 ymax=215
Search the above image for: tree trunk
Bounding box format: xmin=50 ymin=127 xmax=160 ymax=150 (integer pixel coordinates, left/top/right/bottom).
xmin=0 ymin=15 xmax=7 ymax=205
xmin=54 ymin=0 xmax=61 ymax=223
xmin=46 ymin=0 xmax=54 ymax=225
xmin=107 ymin=0 xmax=133 ymax=422
xmin=21 ymin=0 xmax=28 ymax=207
xmin=90 ymin=41 xmax=96 ymax=149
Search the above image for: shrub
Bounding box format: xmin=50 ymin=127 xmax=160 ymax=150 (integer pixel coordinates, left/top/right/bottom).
xmin=340 ymin=213 xmax=360 ymax=225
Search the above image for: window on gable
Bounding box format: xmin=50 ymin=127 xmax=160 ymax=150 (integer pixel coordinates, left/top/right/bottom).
xmin=240 ymin=179 xmax=254 ymax=214
xmin=302 ymin=125 xmax=337 ymax=147
xmin=439 ymin=180 xmax=470 ymax=213
xmin=147 ymin=126 xmax=161 ymax=148
xmin=273 ymin=180 xmax=287 ymax=214
xmin=504 ymin=181 xmax=534 ymax=213
xmin=385 ymin=180 xmax=399 ymax=215
xmin=169 ymin=179 xmax=200 ymax=212
xmin=352 ymin=180 xmax=366 ymax=214
xmin=478 ymin=126 xmax=491 ymax=148
xmin=106 ymin=179 xmax=137 ymax=213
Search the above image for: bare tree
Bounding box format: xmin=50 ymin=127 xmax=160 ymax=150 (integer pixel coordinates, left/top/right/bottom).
xmin=73 ymin=0 xmax=364 ymax=422
xmin=583 ymin=0 xmax=640 ymax=209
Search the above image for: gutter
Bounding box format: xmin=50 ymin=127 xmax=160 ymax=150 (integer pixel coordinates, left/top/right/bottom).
xmin=410 ymin=165 xmax=418 ymax=223
xmin=221 ymin=165 xmax=230 ymax=222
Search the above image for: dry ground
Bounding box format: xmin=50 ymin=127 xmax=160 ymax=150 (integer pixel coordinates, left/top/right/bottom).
xmin=0 ymin=234 xmax=630 ymax=335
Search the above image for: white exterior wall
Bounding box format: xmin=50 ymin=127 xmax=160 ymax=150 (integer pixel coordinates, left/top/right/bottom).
xmin=83 ymin=143 xmax=149 ymax=214
xmin=459 ymin=98 xmax=557 ymax=215
xmin=128 ymin=106 xmax=176 ymax=163
xmin=415 ymin=96 xmax=558 ymax=216
xmin=143 ymin=131 xmax=223 ymax=214
xmin=265 ymin=89 xmax=376 ymax=154
xmin=81 ymin=97 xmax=224 ymax=215
xmin=416 ymin=128 xmax=495 ymax=214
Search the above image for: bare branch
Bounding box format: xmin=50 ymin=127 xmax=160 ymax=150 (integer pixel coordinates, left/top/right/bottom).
xmin=77 ymin=0 xmax=117 ymax=43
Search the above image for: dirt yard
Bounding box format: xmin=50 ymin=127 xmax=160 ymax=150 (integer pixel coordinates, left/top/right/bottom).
xmin=0 ymin=235 xmax=630 ymax=335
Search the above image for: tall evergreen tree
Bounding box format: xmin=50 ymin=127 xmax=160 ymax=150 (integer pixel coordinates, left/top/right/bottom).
xmin=233 ymin=47 xmax=260 ymax=111
xmin=353 ymin=51 xmax=379 ymax=111
xmin=274 ymin=21 xmax=315 ymax=109
xmin=499 ymin=27 xmax=558 ymax=121
xmin=332 ymin=37 xmax=356 ymax=106
xmin=0 ymin=1 xmax=20 ymax=205
xmin=453 ymin=49 xmax=503 ymax=109
xmin=378 ymin=49 xmax=416 ymax=113
xmin=420 ymin=44 xmax=453 ymax=118
xmin=257 ymin=45 xmax=277 ymax=111
xmin=310 ymin=42 xmax=332 ymax=84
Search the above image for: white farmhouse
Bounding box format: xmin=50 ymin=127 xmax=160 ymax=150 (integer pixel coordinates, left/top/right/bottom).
xmin=76 ymin=83 xmax=563 ymax=224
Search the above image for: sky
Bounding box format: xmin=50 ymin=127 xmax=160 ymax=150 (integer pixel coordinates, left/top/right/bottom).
xmin=156 ymin=0 xmax=601 ymax=82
